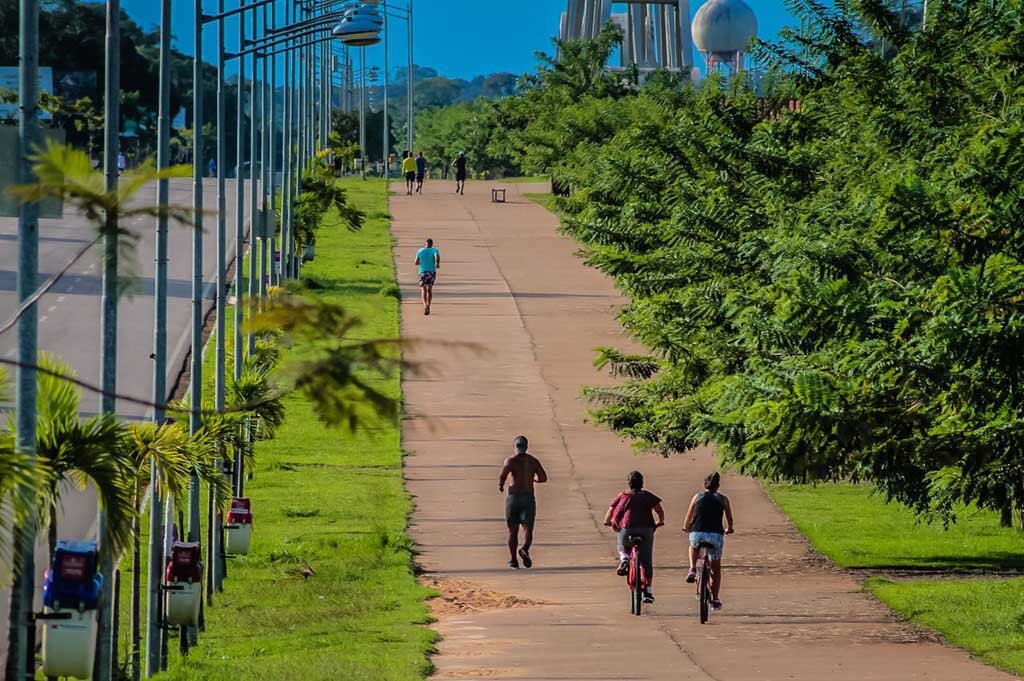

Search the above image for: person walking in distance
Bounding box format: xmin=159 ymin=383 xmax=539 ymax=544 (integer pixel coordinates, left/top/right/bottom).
xmin=682 ymin=472 xmax=735 ymax=611
xmin=451 ymin=151 xmax=468 ymax=195
xmin=415 ymin=151 xmax=427 ymax=194
xmin=499 ymin=435 xmax=548 ymax=569
xmin=401 ymin=151 xmax=417 ymax=195
xmin=414 ymin=238 xmax=440 ymax=315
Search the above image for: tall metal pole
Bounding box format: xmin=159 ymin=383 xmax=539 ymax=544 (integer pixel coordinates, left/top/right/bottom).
xmin=146 ymin=1 xmax=172 ymax=674
xmin=188 ymin=0 xmax=205 ymax=553
xmin=268 ymin=0 xmax=278 ymax=287
xmin=247 ymin=4 xmax=258 ymax=356
xmin=234 ymin=3 xmax=247 ymax=380
xmin=407 ymin=0 xmax=413 ymax=152
xmin=209 ymin=0 xmax=227 ymax=604
xmin=382 ymin=0 xmax=389 ymax=175
xmin=260 ymin=0 xmax=270 ymax=299
xmin=96 ymin=1 xmax=121 ymax=678
xmin=10 ymin=0 xmax=40 ymax=678
xmin=359 ymin=47 xmax=366 ymax=178
xmin=280 ymin=0 xmax=292 ymax=281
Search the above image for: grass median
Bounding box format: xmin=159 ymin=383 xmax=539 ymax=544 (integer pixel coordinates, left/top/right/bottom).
xmin=770 ymin=482 xmax=1024 ymax=675
xmin=150 ymin=178 xmax=434 ymax=681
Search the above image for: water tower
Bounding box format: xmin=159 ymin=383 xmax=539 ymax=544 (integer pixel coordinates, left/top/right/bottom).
xmin=691 ymin=0 xmax=757 ymax=73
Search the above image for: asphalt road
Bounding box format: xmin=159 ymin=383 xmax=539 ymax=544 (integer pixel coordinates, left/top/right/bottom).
xmin=0 ymin=176 xmax=251 ymax=667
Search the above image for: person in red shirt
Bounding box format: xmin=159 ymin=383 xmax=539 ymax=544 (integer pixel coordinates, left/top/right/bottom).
xmin=603 ymin=471 xmax=665 ymax=603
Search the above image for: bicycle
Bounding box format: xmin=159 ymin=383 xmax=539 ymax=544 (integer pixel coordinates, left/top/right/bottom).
xmin=623 ymin=533 xmax=648 ymax=616
xmin=694 ymin=541 xmax=714 ymax=624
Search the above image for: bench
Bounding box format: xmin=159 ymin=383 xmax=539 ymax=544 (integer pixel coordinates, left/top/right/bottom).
xmin=491 ymin=188 xmax=506 ymax=203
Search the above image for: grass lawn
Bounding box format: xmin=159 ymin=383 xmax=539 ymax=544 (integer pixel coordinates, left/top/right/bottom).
xmin=501 ymin=176 xmax=549 ymax=184
xmin=868 ymin=576 xmax=1024 ymax=676
xmin=125 ymin=178 xmax=434 ymax=681
xmin=768 ymin=483 xmax=1024 ymax=571
xmin=524 ymin=192 xmax=559 ymax=213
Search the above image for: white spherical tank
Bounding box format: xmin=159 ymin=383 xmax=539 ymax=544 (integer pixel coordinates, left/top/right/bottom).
xmin=692 ymin=0 xmax=758 ymax=55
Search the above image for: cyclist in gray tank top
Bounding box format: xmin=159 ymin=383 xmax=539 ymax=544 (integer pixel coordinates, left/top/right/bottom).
xmin=682 ymin=472 xmax=735 ymax=610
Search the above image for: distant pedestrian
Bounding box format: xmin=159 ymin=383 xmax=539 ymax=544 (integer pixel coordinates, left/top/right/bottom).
xmin=401 ymin=151 xmax=417 ymax=196
xmin=415 ymin=152 xmax=427 ymax=194
xmin=414 ymin=237 xmax=440 ymax=315
xmin=117 ymin=152 xmax=126 ymax=174
xmin=451 ymin=151 xmax=467 ymax=195
xmin=208 ymin=158 xmax=217 ymax=178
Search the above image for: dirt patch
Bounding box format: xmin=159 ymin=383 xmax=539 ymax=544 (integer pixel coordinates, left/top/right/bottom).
xmin=421 ymin=576 xmax=542 ymax=616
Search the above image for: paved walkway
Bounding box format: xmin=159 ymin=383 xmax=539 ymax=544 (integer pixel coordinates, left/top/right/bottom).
xmin=391 ymin=180 xmax=1014 ymax=681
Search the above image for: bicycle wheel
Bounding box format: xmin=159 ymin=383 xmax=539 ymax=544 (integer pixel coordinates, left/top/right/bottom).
xmin=631 ymin=551 xmax=643 ymax=616
xmin=699 ymin=564 xmax=710 ymax=624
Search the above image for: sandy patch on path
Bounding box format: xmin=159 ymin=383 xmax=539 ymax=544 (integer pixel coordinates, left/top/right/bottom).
xmin=422 ymin=576 xmax=542 ymax=616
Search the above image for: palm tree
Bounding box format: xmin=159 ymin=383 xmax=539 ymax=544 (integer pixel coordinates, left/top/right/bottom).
xmin=29 ymin=354 xmax=134 ymax=558
xmin=119 ymin=422 xmax=194 ymax=681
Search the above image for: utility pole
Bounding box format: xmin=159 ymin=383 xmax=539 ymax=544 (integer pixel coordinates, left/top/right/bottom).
xmin=234 ymin=1 xmax=247 ymax=384
xmin=268 ymin=0 xmax=279 ymax=287
xmin=10 ymin=0 xmax=40 ymax=678
xmin=95 ymin=1 xmax=121 ymax=678
xmin=146 ymin=0 xmax=172 ymax=673
xmin=407 ymin=0 xmax=413 ymax=151
xmin=280 ymin=0 xmax=292 ymax=282
xmin=259 ymin=0 xmax=271 ymax=300
xmin=359 ymin=47 xmax=365 ymax=178
xmin=383 ymin=0 xmax=389 ymax=175
xmin=247 ymin=3 xmax=259 ymax=356
xmin=189 ymin=0 xmax=205 ymax=549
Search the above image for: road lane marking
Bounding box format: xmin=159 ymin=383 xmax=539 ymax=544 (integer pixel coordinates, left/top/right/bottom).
xmin=40 ymin=316 xmax=48 ymax=323
xmin=57 ymin=296 xmax=66 ymax=302
xmin=47 ymin=306 xmax=56 ymax=313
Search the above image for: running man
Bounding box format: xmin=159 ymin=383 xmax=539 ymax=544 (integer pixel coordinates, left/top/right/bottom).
xmin=451 ymin=151 xmax=468 ymax=195
xmin=682 ymin=472 xmax=735 ymax=611
xmin=499 ymin=435 xmax=548 ymax=569
xmin=401 ymin=151 xmax=417 ymax=195
xmin=603 ymin=471 xmax=664 ymax=603
xmin=414 ymin=238 xmax=440 ymax=315
xmin=415 ymin=151 xmax=427 ymax=194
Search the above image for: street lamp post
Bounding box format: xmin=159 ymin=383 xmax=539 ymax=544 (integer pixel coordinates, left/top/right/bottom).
xmin=247 ymin=4 xmax=259 ymax=357
xmin=96 ymin=0 xmax=121 ymax=675
xmin=11 ymin=0 xmax=40 ymax=678
xmin=146 ymin=1 xmax=172 ymax=673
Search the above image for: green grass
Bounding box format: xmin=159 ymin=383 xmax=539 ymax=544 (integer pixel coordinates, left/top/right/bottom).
xmin=131 ymin=178 xmax=434 ymax=681
xmin=524 ymin=192 xmax=559 ymax=213
xmin=768 ymin=483 xmax=1024 ymax=571
xmin=501 ymin=175 xmax=549 ymax=184
xmin=867 ymin=577 xmax=1024 ymax=675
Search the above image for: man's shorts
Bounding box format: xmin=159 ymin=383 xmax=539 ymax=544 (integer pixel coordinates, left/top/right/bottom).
xmin=505 ymin=493 xmax=536 ymax=528
xmin=416 ymin=173 xmax=425 ymax=182
xmin=419 ymin=271 xmax=436 ymax=287
xmin=688 ymin=531 xmax=725 ymax=560
xmin=405 ymin=171 xmax=416 ymax=182
xmin=456 ymin=171 xmax=467 ymax=182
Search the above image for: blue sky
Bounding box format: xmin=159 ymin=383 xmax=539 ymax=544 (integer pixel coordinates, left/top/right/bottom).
xmin=117 ymin=0 xmax=798 ymax=81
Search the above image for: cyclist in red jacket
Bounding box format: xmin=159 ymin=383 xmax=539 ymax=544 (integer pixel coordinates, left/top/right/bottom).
xmin=603 ymin=471 xmax=665 ymax=603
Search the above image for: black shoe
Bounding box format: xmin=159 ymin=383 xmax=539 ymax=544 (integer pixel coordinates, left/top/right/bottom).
xmin=508 ymin=558 xmax=519 ymax=569
xmin=643 ymin=590 xmax=655 ymax=603
xmin=685 ymin=569 xmax=697 ymax=583
xmin=518 ymin=548 xmax=532 ymax=568
xmin=616 ymin=560 xmax=629 ymax=576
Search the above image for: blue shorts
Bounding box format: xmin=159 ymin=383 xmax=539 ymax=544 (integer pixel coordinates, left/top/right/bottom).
xmin=419 ymin=271 xmax=436 ymax=287
xmin=689 ymin=531 xmax=724 ymax=560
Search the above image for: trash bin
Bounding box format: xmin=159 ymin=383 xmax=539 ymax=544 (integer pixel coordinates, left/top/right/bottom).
xmin=225 ymin=497 xmax=253 ymax=555
xmin=41 ymin=541 xmax=102 ymax=679
xmin=165 ymin=541 xmax=202 ymax=626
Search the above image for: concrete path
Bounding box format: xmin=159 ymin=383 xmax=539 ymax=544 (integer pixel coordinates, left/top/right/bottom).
xmin=392 ymin=180 xmax=1014 ymax=681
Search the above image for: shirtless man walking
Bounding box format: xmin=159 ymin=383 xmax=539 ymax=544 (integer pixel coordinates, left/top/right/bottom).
xmin=499 ymin=435 xmax=548 ymax=569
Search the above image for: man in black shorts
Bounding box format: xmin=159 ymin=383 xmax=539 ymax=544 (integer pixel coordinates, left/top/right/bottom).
xmin=499 ymin=435 xmax=548 ymax=568
xmin=451 ymin=151 xmax=468 ymax=195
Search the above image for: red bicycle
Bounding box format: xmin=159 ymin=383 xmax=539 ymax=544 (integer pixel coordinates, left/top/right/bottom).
xmin=623 ymin=533 xmax=648 ymax=616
